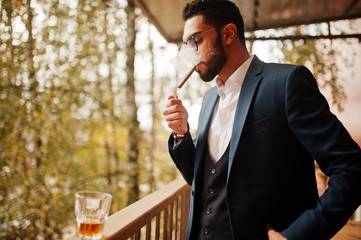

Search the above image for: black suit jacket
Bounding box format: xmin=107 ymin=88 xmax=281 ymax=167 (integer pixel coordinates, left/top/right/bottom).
xmin=168 ymin=55 xmax=361 ymax=240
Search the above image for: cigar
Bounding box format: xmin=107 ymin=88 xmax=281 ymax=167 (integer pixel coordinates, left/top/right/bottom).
xmin=177 ymin=65 xmax=197 ymax=89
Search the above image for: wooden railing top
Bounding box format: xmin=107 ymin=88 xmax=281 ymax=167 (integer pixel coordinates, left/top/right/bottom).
xmin=65 ymin=177 xmax=361 ymax=240
xmin=332 ymin=220 xmax=361 ymax=240
xmin=66 ymin=178 xmax=190 ymax=240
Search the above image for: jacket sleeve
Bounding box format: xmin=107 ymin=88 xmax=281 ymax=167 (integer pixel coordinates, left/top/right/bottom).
xmin=168 ymin=131 xmax=196 ymax=185
xmin=281 ymin=65 xmax=361 ymax=239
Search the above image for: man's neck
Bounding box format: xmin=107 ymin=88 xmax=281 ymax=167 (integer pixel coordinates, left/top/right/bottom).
xmin=218 ymin=46 xmax=250 ymax=84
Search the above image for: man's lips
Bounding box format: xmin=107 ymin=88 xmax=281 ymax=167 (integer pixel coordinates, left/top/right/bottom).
xmin=195 ymin=62 xmax=203 ymax=72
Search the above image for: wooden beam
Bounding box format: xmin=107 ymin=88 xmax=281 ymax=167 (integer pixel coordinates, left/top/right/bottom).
xmin=246 ymin=33 xmax=361 ymax=41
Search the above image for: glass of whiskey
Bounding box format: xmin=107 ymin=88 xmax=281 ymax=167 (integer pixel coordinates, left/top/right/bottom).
xmin=75 ymin=191 xmax=112 ymax=240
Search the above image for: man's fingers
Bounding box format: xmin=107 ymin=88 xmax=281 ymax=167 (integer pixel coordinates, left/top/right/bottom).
xmin=163 ymin=99 xmax=185 ymax=116
xmin=163 ymin=106 xmax=184 ymax=119
xmin=166 ymin=97 xmax=182 ymax=107
xmin=164 ymin=111 xmax=184 ymax=122
xmin=163 ymin=96 xmax=188 ymax=133
xmin=266 ymin=224 xmax=287 ymax=240
xmin=266 ymin=224 xmax=274 ymax=232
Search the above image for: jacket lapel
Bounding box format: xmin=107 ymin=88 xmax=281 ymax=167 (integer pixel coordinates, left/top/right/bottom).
xmin=193 ymin=87 xmax=219 ymax=184
xmin=227 ymin=56 xmax=264 ymax=180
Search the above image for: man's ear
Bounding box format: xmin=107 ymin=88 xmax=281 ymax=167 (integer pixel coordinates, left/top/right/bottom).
xmin=223 ymin=23 xmax=237 ymax=42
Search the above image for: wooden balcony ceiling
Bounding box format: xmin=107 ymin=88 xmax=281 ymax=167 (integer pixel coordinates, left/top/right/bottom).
xmin=134 ymin=0 xmax=361 ymax=43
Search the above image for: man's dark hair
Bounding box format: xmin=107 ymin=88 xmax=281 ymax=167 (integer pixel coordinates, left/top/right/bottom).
xmin=182 ymin=0 xmax=246 ymax=46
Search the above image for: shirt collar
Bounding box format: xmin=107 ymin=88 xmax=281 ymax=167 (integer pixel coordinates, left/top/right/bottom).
xmin=216 ymin=54 xmax=254 ymax=100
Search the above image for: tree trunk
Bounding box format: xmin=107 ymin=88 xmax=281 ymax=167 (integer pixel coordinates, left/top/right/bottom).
xmin=149 ymin=28 xmax=156 ymax=193
xmin=126 ymin=0 xmax=140 ymax=205
xmin=4 ymin=0 xmax=15 ymax=85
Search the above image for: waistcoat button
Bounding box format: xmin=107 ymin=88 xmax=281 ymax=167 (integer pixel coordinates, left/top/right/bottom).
xmin=204 ymin=227 xmax=209 ymax=235
xmin=211 ymin=168 xmax=216 ymax=174
xmin=208 ymin=188 xmax=215 ymax=195
xmin=206 ymin=207 xmax=211 ymax=214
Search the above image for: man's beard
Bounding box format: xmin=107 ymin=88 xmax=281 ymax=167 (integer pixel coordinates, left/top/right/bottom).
xmin=199 ymin=34 xmax=227 ymax=82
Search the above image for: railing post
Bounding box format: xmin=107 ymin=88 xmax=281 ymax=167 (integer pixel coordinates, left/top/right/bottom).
xmin=155 ymin=213 xmax=161 ymax=240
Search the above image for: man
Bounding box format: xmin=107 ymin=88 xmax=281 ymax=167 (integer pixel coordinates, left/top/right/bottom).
xmin=162 ymin=0 xmax=361 ymax=239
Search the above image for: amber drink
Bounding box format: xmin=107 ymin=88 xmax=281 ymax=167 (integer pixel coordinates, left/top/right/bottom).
xmin=75 ymin=191 xmax=112 ymax=240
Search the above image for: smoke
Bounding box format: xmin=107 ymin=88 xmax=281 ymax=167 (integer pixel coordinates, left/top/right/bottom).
xmin=172 ymin=45 xmax=201 ymax=96
xmin=177 ymin=45 xmax=201 ymax=69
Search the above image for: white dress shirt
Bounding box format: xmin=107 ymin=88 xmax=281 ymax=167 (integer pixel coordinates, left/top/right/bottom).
xmin=207 ymin=55 xmax=254 ymax=162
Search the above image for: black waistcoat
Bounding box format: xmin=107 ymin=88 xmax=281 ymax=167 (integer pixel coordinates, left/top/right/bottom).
xmin=191 ymin=144 xmax=233 ymax=239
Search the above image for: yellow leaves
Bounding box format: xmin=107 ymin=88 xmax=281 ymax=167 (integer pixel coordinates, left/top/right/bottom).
xmin=23 ymin=177 xmax=30 ymax=184
xmin=66 ymin=110 xmax=74 ymax=120
xmin=12 ymin=0 xmax=23 ymax=9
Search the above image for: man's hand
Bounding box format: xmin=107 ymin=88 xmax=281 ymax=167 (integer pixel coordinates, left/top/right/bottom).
xmin=266 ymin=224 xmax=287 ymax=240
xmin=163 ymin=96 xmax=189 ymax=135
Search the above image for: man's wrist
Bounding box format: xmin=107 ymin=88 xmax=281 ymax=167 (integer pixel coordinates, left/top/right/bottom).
xmin=172 ymin=131 xmax=186 ymax=140
xmin=172 ymin=123 xmax=189 ymax=141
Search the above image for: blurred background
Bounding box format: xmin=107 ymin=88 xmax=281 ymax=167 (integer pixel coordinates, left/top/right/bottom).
xmin=1 ymin=0 xmax=360 ymax=239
